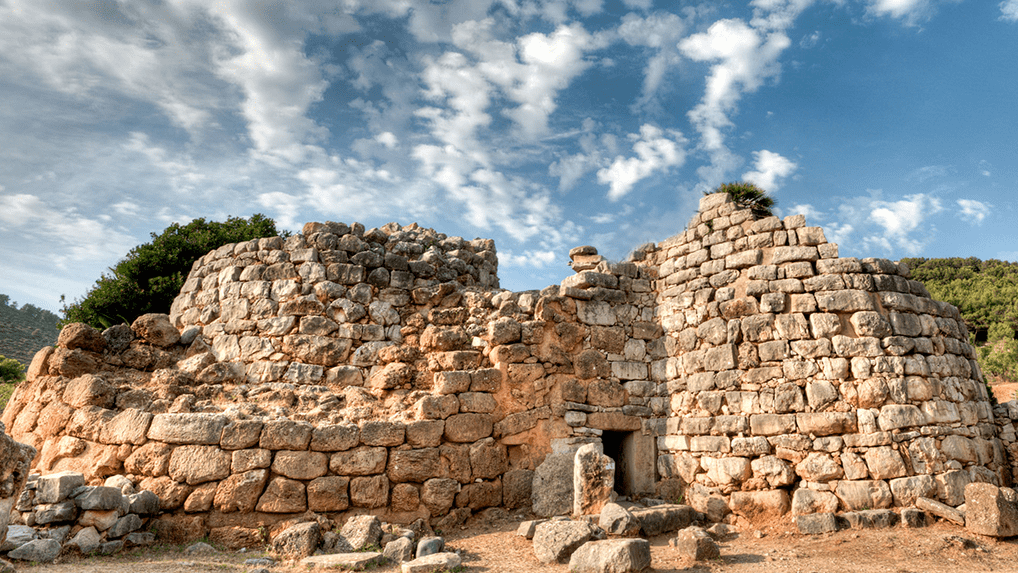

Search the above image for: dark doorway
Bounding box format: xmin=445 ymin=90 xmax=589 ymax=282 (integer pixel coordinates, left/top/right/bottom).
xmin=601 ymin=430 xmax=658 ymax=498
xmin=601 ymin=431 xmax=628 ymax=496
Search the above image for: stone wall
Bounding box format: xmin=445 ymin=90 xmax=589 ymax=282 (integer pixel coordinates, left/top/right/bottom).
xmin=2 ymin=192 xmax=1008 ymax=538
xmin=648 ymin=193 xmax=1001 ymax=518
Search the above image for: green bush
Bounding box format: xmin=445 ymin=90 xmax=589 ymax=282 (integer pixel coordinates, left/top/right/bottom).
xmin=0 ymin=355 xmax=24 ymax=384
xmin=709 ymin=182 xmax=776 ymax=218
xmin=62 ymin=214 xmax=285 ymax=330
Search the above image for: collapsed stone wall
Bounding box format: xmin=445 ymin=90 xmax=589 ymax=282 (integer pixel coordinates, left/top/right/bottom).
xmin=1 ymin=192 xmax=1009 ymax=540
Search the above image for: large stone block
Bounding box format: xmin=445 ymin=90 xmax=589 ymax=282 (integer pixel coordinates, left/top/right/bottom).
xmin=148 ymin=413 xmax=228 ymax=445
xmin=965 ymin=482 xmax=1018 ymax=537
xmin=532 ymin=453 xmax=574 ymax=517
xmin=569 ymin=539 xmax=651 ymax=573
xmin=168 ymin=445 xmax=232 ymax=485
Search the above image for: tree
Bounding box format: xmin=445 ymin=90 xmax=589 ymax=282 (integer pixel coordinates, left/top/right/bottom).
xmin=62 ymin=214 xmax=286 ymax=330
xmin=709 ymin=182 xmax=776 ymax=218
xmin=0 ymin=355 xmax=24 ymax=384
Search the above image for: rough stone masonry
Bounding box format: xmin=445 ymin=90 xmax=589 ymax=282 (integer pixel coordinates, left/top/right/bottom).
xmin=3 ymin=191 xmax=1013 ymax=542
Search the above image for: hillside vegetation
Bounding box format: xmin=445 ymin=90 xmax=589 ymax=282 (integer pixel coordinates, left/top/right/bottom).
xmin=902 ymin=257 xmax=1018 ymax=383
xmin=0 ymin=294 xmax=59 ymax=367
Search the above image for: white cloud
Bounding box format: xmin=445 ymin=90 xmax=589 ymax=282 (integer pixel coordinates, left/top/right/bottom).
xmin=1003 ymin=0 xmax=1018 ymax=21
xmin=799 ymin=31 xmax=820 ymax=48
xmin=618 ymin=12 xmax=687 ymax=110
xmin=908 ymin=164 xmax=950 ymax=182
xmin=957 ymin=199 xmax=991 ymax=225
xmin=501 ymin=249 xmax=559 ymax=268
xmin=787 ymin=203 xmax=823 ymax=221
xmin=0 ymin=193 xmax=138 ymax=269
xmin=597 ymin=124 xmax=687 ymax=201
xmin=742 ymin=149 xmax=797 ymax=191
xmin=869 ymin=193 xmax=943 ymax=254
xmin=679 ymin=18 xmax=793 ymax=189
xmin=864 ymin=0 xmax=937 ymax=25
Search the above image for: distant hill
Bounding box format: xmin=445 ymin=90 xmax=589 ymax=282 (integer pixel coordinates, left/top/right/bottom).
xmin=902 ymin=257 xmax=1018 ymax=386
xmin=0 ymin=295 xmax=60 ymax=367
xmin=901 ymin=257 xmax=1018 ymax=342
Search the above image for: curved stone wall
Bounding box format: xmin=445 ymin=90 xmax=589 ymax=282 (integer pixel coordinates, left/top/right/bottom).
xmin=650 ymin=193 xmax=1000 ymax=517
xmin=1 ymin=193 xmax=1008 ymax=539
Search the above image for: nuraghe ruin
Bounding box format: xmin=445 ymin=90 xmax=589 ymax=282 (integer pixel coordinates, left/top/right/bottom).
xmin=6 ymin=191 xmax=1018 ymax=541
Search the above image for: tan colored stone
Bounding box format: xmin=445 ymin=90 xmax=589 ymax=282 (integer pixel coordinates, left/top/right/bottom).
xmin=256 ymin=477 xmax=306 ymax=513
xmin=307 ymin=476 xmax=350 ymax=512
xmin=168 ymin=445 xmax=232 ymax=485
xmin=214 ymin=469 xmax=269 ymax=513
xmin=272 ymin=450 xmax=329 ymax=480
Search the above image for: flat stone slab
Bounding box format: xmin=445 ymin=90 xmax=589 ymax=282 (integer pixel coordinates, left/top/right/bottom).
xmin=917 ymin=497 xmax=965 ymax=526
xmin=795 ymin=513 xmax=839 ymax=535
xmin=401 ymin=552 xmax=462 ymax=573
xmin=300 ymin=552 xmax=383 ymax=570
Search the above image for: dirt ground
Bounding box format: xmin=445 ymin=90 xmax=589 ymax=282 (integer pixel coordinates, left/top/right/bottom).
xmin=14 ymin=516 xmax=1018 ymax=573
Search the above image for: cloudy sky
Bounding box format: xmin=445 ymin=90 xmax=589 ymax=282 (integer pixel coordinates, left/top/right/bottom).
xmin=1 ymin=0 xmax=1016 ymax=314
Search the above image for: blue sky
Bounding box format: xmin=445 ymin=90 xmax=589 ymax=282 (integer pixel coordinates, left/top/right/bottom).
xmin=1 ymin=0 xmax=1016 ymax=314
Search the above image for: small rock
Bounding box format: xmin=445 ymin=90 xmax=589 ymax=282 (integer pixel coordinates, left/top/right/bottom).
xmin=340 ymin=514 xmax=382 ymax=551
xmin=569 ymin=538 xmax=651 ymax=573
xmin=795 ymin=513 xmax=839 ymax=535
xmin=8 ymin=539 xmax=62 ymax=562
xmin=108 ymin=514 xmax=144 ymax=539
xmin=707 ymin=523 xmax=737 ymax=539
xmin=66 ymin=526 xmax=101 ymax=554
xmin=599 ymin=503 xmax=640 ymax=537
xmin=533 ymin=520 xmax=597 ymax=564
xmin=670 ymin=527 xmax=719 ymax=561
xmin=124 ymin=532 xmax=157 ymax=547
xmin=5 ymin=525 xmax=36 ymax=548
xmin=384 ymin=536 xmax=416 ymax=563
xmin=416 ymin=536 xmax=445 ymax=558
xmin=516 ymin=519 xmax=544 ymax=539
xmin=244 ymin=557 xmax=276 ymax=566
xmin=185 ymin=541 xmax=216 ymax=555
xmin=301 ymin=552 xmax=383 ymax=570
xmin=271 ymin=522 xmax=322 ymax=558
xmin=401 ymin=552 xmax=462 ymax=573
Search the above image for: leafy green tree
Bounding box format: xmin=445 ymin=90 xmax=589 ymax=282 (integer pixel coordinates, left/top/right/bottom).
xmin=709 ymin=182 xmax=776 ymax=218
xmin=62 ymin=214 xmax=285 ymax=330
xmin=0 ymin=355 xmax=25 ymax=384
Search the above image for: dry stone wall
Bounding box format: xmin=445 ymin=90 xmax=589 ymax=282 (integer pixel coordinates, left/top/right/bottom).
xmin=650 ymin=193 xmax=1001 ymax=517
xmin=1 ymin=192 xmax=1010 ymax=541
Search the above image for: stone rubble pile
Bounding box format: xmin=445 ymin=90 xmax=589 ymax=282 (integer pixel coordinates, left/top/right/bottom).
xmin=2 ymin=470 xmax=157 ymax=562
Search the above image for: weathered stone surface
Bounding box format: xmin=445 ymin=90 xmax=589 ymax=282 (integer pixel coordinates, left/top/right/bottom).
xmin=600 ymin=502 xmax=640 ymax=537
xmin=836 ymin=480 xmax=893 ymax=511
xmin=670 ymin=527 xmax=719 ymax=561
xmin=256 ymin=477 xmax=306 ymax=513
xmin=350 ymin=475 xmax=389 ymax=508
xmin=7 ymin=539 xmax=61 ymax=562
xmin=569 ymin=538 xmax=652 ymax=573
xmin=330 ymin=446 xmax=387 ymax=476
xmin=259 ymin=419 xmax=313 ymax=450
xmin=842 ymin=509 xmax=899 ymax=529
xmin=272 ymin=521 xmax=321 ymax=558
xmin=401 ymin=552 xmax=461 ymax=573
xmin=729 ymin=490 xmax=790 ymax=520
xmin=214 ymin=469 xmax=269 ymax=513
xmin=132 ymin=313 xmax=180 ymax=347
xmin=532 ymin=520 xmax=596 ymax=564
xmin=574 ymin=443 xmax=615 ymax=516
xmin=272 ymin=450 xmax=329 ymax=480
xmin=631 ymin=504 xmax=695 ymax=536
xmin=36 ymin=471 xmax=84 ymax=504
xmin=791 ymin=488 xmax=839 ymax=515
xmin=307 ymin=476 xmax=350 ymax=512
xmin=421 ymin=478 xmax=460 ymax=515
xmin=916 ymin=496 xmax=965 ymax=525
xmin=388 ymin=448 xmax=442 ymax=483
xmin=169 ymin=445 xmax=232 ymax=485
xmin=532 ymin=453 xmax=574 ymax=517
xmin=965 ymin=483 xmax=1018 ymax=537
xmin=443 ymin=413 xmax=492 ymax=442
xmin=340 ymin=515 xmax=382 ymax=551
xmin=796 ymin=513 xmax=839 ymax=535
xmin=148 ymin=413 xmax=228 ymax=445
xmin=301 ymin=553 xmax=384 ymax=571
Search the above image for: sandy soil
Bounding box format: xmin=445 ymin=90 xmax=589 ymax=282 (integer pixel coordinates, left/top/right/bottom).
xmin=14 ymin=516 xmax=1018 ymax=573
